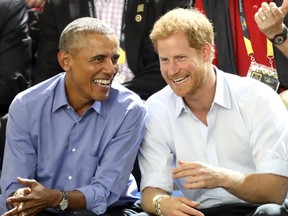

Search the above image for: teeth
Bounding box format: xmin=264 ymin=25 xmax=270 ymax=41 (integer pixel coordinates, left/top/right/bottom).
xmin=94 ymin=79 xmax=111 ymax=85
xmin=173 ymin=76 xmax=188 ymax=83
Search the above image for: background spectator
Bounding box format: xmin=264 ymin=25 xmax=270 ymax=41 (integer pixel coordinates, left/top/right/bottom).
xmin=255 ymin=1 xmax=288 ymax=58
xmin=0 ymin=0 xmax=31 ymax=117
xmin=194 ymin=0 xmax=288 ymax=93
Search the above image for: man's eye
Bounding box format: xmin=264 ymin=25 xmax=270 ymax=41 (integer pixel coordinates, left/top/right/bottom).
xmin=90 ymin=56 xmax=105 ymax=62
xmin=112 ymin=54 xmax=120 ymax=64
xmin=160 ymin=58 xmax=168 ymax=64
xmin=95 ymin=57 xmax=105 ymax=62
xmin=176 ymin=56 xmax=185 ymax=61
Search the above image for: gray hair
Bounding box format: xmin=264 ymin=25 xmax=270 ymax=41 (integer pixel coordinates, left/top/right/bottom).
xmin=59 ymin=17 xmax=114 ymax=52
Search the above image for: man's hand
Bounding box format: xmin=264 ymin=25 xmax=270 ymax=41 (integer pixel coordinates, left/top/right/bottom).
xmin=172 ymin=161 xmax=226 ymax=190
xmin=25 ymin=0 xmax=45 ymax=8
xmin=281 ymin=0 xmax=288 ymax=15
xmin=254 ymin=1 xmax=287 ymax=38
xmin=159 ymin=196 xmax=204 ymax=216
xmin=3 ymin=177 xmax=61 ymax=216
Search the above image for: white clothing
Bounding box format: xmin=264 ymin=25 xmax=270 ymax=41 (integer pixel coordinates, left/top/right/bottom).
xmin=138 ymin=67 xmax=288 ymax=209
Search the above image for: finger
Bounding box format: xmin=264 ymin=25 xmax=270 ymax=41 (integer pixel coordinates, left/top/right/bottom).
xmin=7 ymin=195 xmax=29 ymax=204
xmin=280 ymin=0 xmax=288 ymax=15
xmin=185 ymin=175 xmax=198 ymax=184
xmin=179 ymin=197 xmax=201 ymax=207
xmin=2 ymin=206 xmax=19 ymax=216
xmin=18 ymin=202 xmax=24 ymax=211
xmin=257 ymin=7 xmax=268 ymax=21
xmin=25 ymin=0 xmax=35 ymax=8
xmin=254 ymin=12 xmax=263 ymax=25
xmin=172 ymin=161 xmax=199 ymax=176
xmin=269 ymin=2 xmax=283 ymax=17
xmin=178 ymin=198 xmax=204 ymax=216
xmin=23 ymin=188 xmax=32 ymax=196
xmin=178 ymin=160 xmax=188 ymax=166
xmin=34 ymin=0 xmax=45 ymax=8
xmin=17 ymin=177 xmax=36 ymax=188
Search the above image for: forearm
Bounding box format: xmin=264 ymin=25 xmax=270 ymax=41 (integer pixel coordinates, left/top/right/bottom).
xmin=265 ymin=24 xmax=288 ymax=58
xmin=275 ymin=40 xmax=288 ymax=58
xmin=6 ymin=187 xmax=86 ymax=214
xmin=64 ymin=190 xmax=86 ymax=210
xmin=221 ymin=170 xmax=288 ymax=204
xmin=141 ymin=187 xmax=169 ymax=214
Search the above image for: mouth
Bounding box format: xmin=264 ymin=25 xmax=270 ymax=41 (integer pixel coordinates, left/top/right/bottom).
xmin=173 ymin=75 xmax=189 ymax=84
xmin=93 ymin=79 xmax=112 ymax=88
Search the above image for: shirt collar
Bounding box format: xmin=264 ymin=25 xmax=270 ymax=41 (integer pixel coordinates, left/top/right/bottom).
xmin=213 ymin=66 xmax=232 ymax=110
xmin=175 ymin=66 xmax=232 ymax=118
xmin=52 ymin=74 xmax=102 ymax=114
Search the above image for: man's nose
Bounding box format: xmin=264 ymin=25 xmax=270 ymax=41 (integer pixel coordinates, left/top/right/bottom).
xmin=167 ymin=60 xmax=180 ymax=76
xmin=104 ymin=59 xmax=117 ymax=75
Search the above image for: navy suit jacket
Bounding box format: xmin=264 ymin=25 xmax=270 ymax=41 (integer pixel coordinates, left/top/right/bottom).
xmin=35 ymin=0 xmax=192 ymax=100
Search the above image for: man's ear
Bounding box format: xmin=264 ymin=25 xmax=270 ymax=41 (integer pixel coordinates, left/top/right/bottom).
xmin=58 ymin=50 xmax=71 ymax=71
xmin=202 ymin=42 xmax=212 ymax=62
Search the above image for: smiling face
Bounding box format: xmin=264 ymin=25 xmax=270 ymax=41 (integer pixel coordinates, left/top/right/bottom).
xmin=157 ymin=32 xmax=208 ymax=98
xmin=58 ymin=32 xmax=119 ymax=112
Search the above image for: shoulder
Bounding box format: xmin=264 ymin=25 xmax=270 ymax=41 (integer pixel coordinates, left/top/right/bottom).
xmin=145 ymin=86 xmax=176 ymax=117
xmin=0 ymin=0 xmax=26 ymax=21
xmin=10 ymin=74 xmax=63 ymax=111
xmin=220 ymin=70 xmax=287 ymax=118
xmin=107 ymin=82 xmax=146 ymax=111
xmin=223 ymin=71 xmax=278 ymax=101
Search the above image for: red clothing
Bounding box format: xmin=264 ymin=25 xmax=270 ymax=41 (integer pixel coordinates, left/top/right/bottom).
xmin=195 ymin=0 xmax=276 ymax=76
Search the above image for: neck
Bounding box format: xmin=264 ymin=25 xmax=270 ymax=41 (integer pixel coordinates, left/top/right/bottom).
xmin=184 ymin=66 xmax=216 ymax=125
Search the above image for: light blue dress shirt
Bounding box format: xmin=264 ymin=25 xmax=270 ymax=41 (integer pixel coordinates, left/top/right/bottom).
xmin=0 ymin=73 xmax=146 ymax=215
xmin=139 ymin=67 xmax=288 ymax=209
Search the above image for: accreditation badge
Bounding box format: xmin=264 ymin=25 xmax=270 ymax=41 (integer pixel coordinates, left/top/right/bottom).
xmin=247 ymin=62 xmax=280 ymax=91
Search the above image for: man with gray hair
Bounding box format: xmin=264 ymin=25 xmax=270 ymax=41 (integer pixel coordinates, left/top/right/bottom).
xmin=0 ymin=17 xmax=147 ymax=216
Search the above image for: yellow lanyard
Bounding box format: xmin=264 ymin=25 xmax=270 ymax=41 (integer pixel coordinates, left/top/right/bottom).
xmin=239 ymin=0 xmax=274 ymax=68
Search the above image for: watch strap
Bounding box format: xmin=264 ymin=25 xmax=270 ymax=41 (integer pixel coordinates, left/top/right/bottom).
xmin=59 ymin=190 xmax=68 ymax=211
xmin=268 ymin=26 xmax=288 ymax=44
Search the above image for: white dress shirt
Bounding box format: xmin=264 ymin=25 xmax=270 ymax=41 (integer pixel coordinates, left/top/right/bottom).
xmin=138 ymin=67 xmax=288 ymax=209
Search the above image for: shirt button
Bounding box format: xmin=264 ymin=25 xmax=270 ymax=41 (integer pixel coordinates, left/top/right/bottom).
xmin=72 ymin=148 xmax=76 ymax=152
xmin=67 ymin=105 xmax=71 ymax=109
xmin=68 ymin=176 xmax=72 ymax=180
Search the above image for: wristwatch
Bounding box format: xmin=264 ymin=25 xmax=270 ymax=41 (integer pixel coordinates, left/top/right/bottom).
xmin=268 ymin=26 xmax=288 ymax=45
xmin=59 ymin=191 xmax=68 ymax=211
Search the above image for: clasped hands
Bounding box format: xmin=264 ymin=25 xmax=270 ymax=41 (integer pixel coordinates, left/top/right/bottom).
xmin=2 ymin=177 xmax=58 ymax=216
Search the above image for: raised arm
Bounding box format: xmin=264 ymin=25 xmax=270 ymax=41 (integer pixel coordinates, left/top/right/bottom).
xmin=254 ymin=1 xmax=288 ymax=58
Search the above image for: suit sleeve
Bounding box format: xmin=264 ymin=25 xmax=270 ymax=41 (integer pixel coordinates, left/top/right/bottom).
xmin=0 ymin=0 xmax=31 ymax=113
xmin=33 ymin=1 xmax=64 ymax=85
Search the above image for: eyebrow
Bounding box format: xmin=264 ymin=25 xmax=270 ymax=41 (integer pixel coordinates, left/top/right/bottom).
xmin=89 ymin=54 xmax=120 ymax=61
xmin=89 ymin=54 xmax=106 ymax=61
